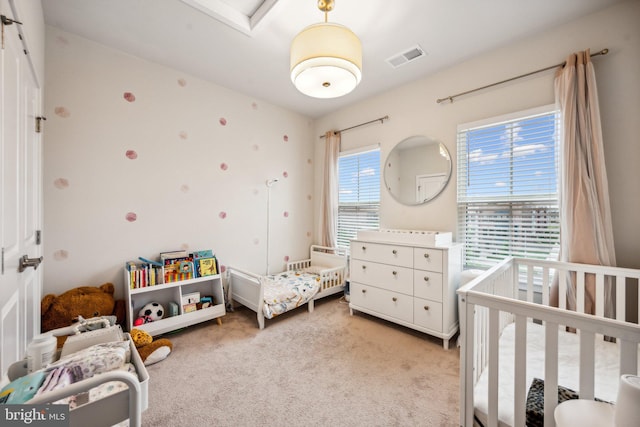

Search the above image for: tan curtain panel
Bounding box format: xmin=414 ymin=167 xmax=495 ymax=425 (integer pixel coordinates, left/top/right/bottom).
xmin=320 ymin=131 xmax=340 ymax=248
xmin=551 ymin=49 xmax=616 ymax=316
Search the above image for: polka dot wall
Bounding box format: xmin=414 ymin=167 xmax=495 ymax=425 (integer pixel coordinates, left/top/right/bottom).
xmin=43 ymin=28 xmax=316 ymax=295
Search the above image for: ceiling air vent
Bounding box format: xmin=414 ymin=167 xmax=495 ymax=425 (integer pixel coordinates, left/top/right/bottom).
xmin=386 ymin=45 xmax=426 ymax=69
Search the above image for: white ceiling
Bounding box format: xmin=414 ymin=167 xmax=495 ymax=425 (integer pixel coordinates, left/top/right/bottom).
xmin=41 ymin=0 xmax=625 ymax=119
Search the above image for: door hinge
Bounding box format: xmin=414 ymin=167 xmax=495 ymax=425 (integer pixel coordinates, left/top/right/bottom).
xmin=35 ymin=116 xmax=46 ymax=133
xmin=36 ymin=230 xmax=42 ymax=245
xmin=1 ymin=14 xmax=22 ymax=50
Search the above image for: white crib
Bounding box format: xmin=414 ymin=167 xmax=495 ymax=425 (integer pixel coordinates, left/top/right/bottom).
xmin=457 ymin=257 xmax=640 ymax=427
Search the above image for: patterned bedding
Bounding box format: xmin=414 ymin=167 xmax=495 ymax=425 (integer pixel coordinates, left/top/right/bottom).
xmin=262 ymin=270 xmax=322 ymax=319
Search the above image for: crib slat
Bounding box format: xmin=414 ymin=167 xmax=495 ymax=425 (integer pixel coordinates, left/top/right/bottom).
xmin=576 ymin=272 xmax=585 ymax=315
xmin=616 ymin=275 xmax=626 ymax=321
xmin=461 ymin=300 xmax=476 ymax=427
xmin=527 ymin=265 xmax=534 ymax=303
xmin=620 ymin=339 xmax=639 ymax=376
xmin=488 ymin=308 xmax=500 ymax=427
xmin=514 ymin=315 xmax=527 ymax=427
xmin=542 ymin=267 xmax=550 ymax=306
xmin=558 ymin=270 xmax=567 ymax=311
xmin=544 ymin=322 xmax=559 ymax=427
xmin=595 ymin=274 xmax=605 ymax=318
xmin=579 ymin=331 xmax=595 ymax=400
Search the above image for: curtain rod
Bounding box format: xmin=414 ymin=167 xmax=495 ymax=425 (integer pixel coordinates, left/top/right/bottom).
xmin=436 ymin=48 xmax=609 ymax=104
xmin=320 ymin=115 xmax=389 ymax=138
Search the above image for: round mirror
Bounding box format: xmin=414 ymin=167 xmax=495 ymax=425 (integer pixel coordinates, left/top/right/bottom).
xmin=384 ymin=135 xmax=452 ymax=205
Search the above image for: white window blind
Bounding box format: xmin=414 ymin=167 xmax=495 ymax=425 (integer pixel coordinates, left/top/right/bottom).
xmin=457 ymin=106 xmax=560 ymax=270
xmin=337 ymin=147 xmax=380 ymax=251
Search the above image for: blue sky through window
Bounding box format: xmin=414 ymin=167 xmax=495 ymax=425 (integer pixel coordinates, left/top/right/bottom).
xmin=465 ymin=113 xmax=557 ymax=199
xmin=339 ymin=150 xmax=380 ymax=203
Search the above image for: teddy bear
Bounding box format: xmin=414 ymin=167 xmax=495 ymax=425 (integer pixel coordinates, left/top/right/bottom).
xmin=40 ymin=283 xmax=126 ymax=348
xmin=41 ymin=283 xmax=125 ymax=331
xmin=129 ymin=328 xmax=173 ymax=366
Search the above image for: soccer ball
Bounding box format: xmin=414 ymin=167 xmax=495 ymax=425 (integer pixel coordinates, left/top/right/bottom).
xmin=138 ymin=302 xmax=164 ymax=322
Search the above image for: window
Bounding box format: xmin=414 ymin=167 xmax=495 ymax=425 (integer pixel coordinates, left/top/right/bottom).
xmin=337 ymin=147 xmax=380 ymax=252
xmin=457 ymin=106 xmax=560 ymax=270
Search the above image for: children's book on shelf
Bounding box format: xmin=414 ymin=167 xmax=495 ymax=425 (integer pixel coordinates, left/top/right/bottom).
xmin=197 ymin=257 xmax=217 ymax=277
xmin=127 ymin=248 xmax=217 ymax=286
xmin=190 ymin=249 xmax=214 ymax=278
xmin=126 ymin=261 xmax=162 ymax=289
xmin=160 ymin=250 xmax=188 ymax=263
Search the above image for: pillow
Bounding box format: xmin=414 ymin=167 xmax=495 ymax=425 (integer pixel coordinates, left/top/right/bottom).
xmin=302 ymin=265 xmax=327 ymax=275
xmin=525 ymin=378 xmax=610 ymax=427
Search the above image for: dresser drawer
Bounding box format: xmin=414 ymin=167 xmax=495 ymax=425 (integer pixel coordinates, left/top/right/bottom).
xmin=413 ymin=248 xmax=443 ymax=273
xmin=351 ymin=241 xmax=413 ymax=267
xmin=413 ymin=270 xmax=443 ymax=302
xmin=351 ymin=282 xmax=413 ymax=323
xmin=413 ymin=298 xmax=443 ymax=332
xmin=350 ymin=260 xmax=413 ymax=294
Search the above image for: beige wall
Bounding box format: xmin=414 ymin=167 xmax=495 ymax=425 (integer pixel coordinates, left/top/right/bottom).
xmin=44 ymin=28 xmax=316 ymax=298
xmin=43 ymin=1 xmax=640 ymax=301
xmin=314 ymin=0 xmax=640 ymax=269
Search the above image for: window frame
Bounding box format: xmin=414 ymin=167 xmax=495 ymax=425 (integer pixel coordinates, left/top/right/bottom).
xmin=456 ymin=105 xmax=560 ymax=273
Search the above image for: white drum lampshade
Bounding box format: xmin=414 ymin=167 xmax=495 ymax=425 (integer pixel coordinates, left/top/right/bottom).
xmin=290 ymin=13 xmax=362 ymax=98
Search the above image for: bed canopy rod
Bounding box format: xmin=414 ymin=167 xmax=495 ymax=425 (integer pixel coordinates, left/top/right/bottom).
xmin=436 ymin=48 xmax=609 ymax=104
xmin=320 ymin=115 xmax=389 ymax=139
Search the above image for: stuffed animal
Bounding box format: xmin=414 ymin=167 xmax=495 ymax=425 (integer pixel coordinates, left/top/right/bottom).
xmin=138 ymin=302 xmax=164 ymax=322
xmin=41 ymin=283 xmax=126 ymax=336
xmin=129 ymin=328 xmax=173 ymax=366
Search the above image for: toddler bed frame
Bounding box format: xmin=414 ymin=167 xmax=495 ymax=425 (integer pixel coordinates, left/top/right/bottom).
xmin=457 ymin=257 xmax=640 ymax=427
xmin=228 ymin=245 xmax=347 ymax=329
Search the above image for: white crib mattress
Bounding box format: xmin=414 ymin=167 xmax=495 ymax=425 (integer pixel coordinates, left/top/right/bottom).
xmin=474 ymin=322 xmax=633 ymax=427
xmin=261 ymin=271 xmax=321 ymax=319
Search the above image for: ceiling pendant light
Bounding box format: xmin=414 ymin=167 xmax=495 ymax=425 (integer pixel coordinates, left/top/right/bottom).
xmin=290 ymin=0 xmax=362 ymax=99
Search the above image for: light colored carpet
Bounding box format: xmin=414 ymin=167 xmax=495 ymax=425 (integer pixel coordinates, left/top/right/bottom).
xmin=142 ymin=295 xmax=460 ymax=426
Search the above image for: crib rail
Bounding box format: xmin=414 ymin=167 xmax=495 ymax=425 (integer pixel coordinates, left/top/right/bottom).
xmin=458 ymin=257 xmax=640 ymax=427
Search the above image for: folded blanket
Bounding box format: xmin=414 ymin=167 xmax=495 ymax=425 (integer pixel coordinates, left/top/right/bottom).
xmin=53 ymin=363 xmax=138 ymax=408
xmin=46 ymin=340 xmax=130 ymax=383
xmin=0 ymin=371 xmax=48 ymax=404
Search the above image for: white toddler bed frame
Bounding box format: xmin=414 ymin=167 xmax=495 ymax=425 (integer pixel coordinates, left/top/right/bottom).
xmin=228 ymin=245 xmax=347 ymax=329
xmin=458 ymin=257 xmax=640 ymax=427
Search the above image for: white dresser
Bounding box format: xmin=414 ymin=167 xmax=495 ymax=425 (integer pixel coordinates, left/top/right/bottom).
xmin=349 ymin=238 xmax=462 ymax=349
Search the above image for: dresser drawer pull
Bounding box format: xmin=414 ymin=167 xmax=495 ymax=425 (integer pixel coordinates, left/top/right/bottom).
xmin=361 ymin=265 xmax=367 ymax=270
xmin=424 ymin=253 xmax=430 ymax=259
xmin=361 ymin=289 xmax=367 ymax=293
xmin=362 ymin=246 xmax=367 ymax=251
xmin=392 ymin=271 xmax=397 ymax=276
xmin=424 ymin=276 xmax=430 ymax=282
xmin=392 ymin=297 xmax=397 ymax=302
xmin=423 ymin=305 xmax=430 ymax=311
xmin=392 ymin=249 xmax=397 ymax=255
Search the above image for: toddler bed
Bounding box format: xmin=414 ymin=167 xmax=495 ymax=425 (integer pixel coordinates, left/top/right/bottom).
xmin=3 ymin=333 xmax=148 ymax=427
xmin=228 ymin=245 xmax=347 ymax=329
xmin=457 ymin=257 xmax=640 ymax=427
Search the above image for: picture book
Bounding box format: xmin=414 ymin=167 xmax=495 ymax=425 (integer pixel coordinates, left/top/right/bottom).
xmin=160 ymin=250 xmax=188 ymax=264
xmin=198 ymin=257 xmax=217 ymax=276
xmin=191 ymin=249 xmax=214 ymax=260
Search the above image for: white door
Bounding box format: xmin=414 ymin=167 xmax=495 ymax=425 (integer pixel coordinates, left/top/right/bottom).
xmin=0 ymin=0 xmax=43 ymax=379
xmin=416 ymin=173 xmax=447 ymax=203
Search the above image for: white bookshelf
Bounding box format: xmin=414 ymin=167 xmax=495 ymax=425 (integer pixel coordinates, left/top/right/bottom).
xmin=124 ymin=272 xmax=225 ymax=337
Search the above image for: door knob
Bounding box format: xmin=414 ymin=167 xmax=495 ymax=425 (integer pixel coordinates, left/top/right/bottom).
xmin=18 ymin=255 xmax=43 ymax=272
